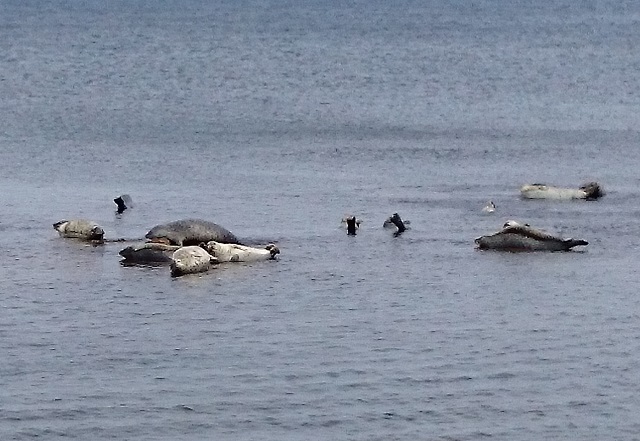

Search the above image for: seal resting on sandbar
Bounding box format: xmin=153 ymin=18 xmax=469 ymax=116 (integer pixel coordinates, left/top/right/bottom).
xmin=475 ymin=220 xmax=588 ymax=251
xmin=145 ymin=219 xmax=240 ymax=246
xmin=520 ymin=182 xmax=604 ymax=200
xmin=119 ymin=242 xmax=181 ymax=265
xmin=53 ymin=219 xmax=104 ymax=242
xmin=201 ymin=241 xmax=280 ymax=262
xmin=170 ymin=246 xmax=218 ymax=277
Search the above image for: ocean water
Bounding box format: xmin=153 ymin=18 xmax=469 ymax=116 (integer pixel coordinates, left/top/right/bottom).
xmin=2 ymin=1 xmax=640 ymax=440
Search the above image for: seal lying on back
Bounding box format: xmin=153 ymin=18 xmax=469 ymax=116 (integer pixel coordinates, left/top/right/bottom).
xmin=53 ymin=220 xmax=104 ymax=241
xmin=520 ymin=182 xmax=604 ymax=200
xmin=201 ymin=241 xmax=280 ymax=262
xmin=145 ymin=219 xmax=240 ymax=246
xmin=170 ymin=246 xmax=218 ymax=277
xmin=119 ymin=242 xmax=181 ymax=265
xmin=475 ymin=221 xmax=588 ymax=251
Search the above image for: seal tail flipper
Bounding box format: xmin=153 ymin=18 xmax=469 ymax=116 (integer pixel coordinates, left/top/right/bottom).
xmin=564 ymin=238 xmax=588 ymax=249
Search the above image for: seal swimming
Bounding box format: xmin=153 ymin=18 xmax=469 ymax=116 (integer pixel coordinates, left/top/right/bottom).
xmin=119 ymin=242 xmax=181 ymax=265
xmin=145 ymin=219 xmax=240 ymax=246
xmin=341 ymin=215 xmax=361 ymax=236
xmin=475 ymin=221 xmax=588 ymax=251
xmin=114 ymin=194 xmax=133 ymax=214
xmin=201 ymin=241 xmax=280 ymax=262
xmin=520 ymin=182 xmax=604 ymax=200
xmin=53 ymin=219 xmax=104 ymax=242
xmin=170 ymin=245 xmax=218 ymax=277
xmin=383 ymin=213 xmax=409 ymax=236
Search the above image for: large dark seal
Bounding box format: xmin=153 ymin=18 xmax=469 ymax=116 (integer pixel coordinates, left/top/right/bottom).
xmin=475 ymin=221 xmax=588 ymax=251
xmin=145 ymin=219 xmax=240 ymax=246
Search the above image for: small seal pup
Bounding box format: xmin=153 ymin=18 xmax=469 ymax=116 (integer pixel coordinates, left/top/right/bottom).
xmin=520 ymin=182 xmax=604 ymax=200
xmin=114 ymin=194 xmax=133 ymax=214
xmin=383 ymin=213 xmax=408 ymax=236
xmin=170 ymin=246 xmax=218 ymax=277
xmin=53 ymin=219 xmax=104 ymax=242
xmin=145 ymin=219 xmax=240 ymax=246
xmin=119 ymin=242 xmax=181 ymax=265
xmin=201 ymin=241 xmax=280 ymax=262
xmin=475 ymin=220 xmax=588 ymax=251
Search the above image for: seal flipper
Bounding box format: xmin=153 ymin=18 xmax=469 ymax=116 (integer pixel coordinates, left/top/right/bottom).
xmin=563 ymin=238 xmax=588 ymax=249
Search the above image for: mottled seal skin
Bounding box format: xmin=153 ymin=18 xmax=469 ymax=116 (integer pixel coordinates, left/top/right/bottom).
xmin=119 ymin=242 xmax=181 ymax=265
xmin=53 ymin=219 xmax=104 ymax=241
xmin=475 ymin=222 xmax=588 ymax=252
xmin=520 ymin=182 xmax=604 ymax=200
xmin=145 ymin=219 xmax=240 ymax=246
xmin=170 ymin=246 xmax=217 ymax=277
xmin=201 ymin=241 xmax=280 ymax=262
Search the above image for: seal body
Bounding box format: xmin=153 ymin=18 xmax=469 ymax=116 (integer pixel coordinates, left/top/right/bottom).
xmin=119 ymin=242 xmax=181 ymax=265
xmin=201 ymin=241 xmax=280 ymax=262
xmin=383 ymin=213 xmax=408 ymax=236
xmin=520 ymin=182 xmax=604 ymax=200
xmin=53 ymin=219 xmax=104 ymax=241
xmin=145 ymin=219 xmax=240 ymax=246
xmin=475 ymin=222 xmax=588 ymax=251
xmin=170 ymin=246 xmax=217 ymax=277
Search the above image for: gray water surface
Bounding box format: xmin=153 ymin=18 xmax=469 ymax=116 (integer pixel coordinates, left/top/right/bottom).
xmin=2 ymin=1 xmax=640 ymax=440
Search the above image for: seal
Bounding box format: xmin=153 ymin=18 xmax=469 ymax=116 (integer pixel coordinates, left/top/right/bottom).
xmin=383 ymin=213 xmax=408 ymax=236
xmin=114 ymin=194 xmax=133 ymax=214
xmin=341 ymin=215 xmax=361 ymax=236
xmin=170 ymin=246 xmax=218 ymax=277
xmin=53 ymin=219 xmax=104 ymax=242
xmin=482 ymin=201 xmax=496 ymax=213
xmin=520 ymin=182 xmax=604 ymax=200
xmin=119 ymin=242 xmax=181 ymax=265
xmin=475 ymin=221 xmax=588 ymax=251
xmin=201 ymin=241 xmax=280 ymax=262
xmin=145 ymin=219 xmax=240 ymax=246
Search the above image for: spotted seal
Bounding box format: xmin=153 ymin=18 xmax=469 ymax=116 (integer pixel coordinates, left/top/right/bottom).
xmin=170 ymin=246 xmax=218 ymax=277
xmin=53 ymin=219 xmax=104 ymax=242
xmin=475 ymin=221 xmax=588 ymax=251
xmin=201 ymin=241 xmax=280 ymax=262
xmin=520 ymin=182 xmax=604 ymax=200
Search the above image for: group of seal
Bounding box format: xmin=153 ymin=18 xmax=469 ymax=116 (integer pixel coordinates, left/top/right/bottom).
xmin=53 ymin=181 xmax=602 ymax=276
xmin=53 ymin=197 xmax=280 ymax=277
xmin=473 ymin=181 xmax=602 ymax=252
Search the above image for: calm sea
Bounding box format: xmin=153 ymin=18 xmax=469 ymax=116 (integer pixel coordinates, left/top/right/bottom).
xmin=2 ymin=1 xmax=640 ymax=440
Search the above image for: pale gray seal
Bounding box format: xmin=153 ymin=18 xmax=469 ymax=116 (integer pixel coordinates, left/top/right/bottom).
xmin=119 ymin=242 xmax=181 ymax=265
xmin=170 ymin=246 xmax=218 ymax=277
xmin=201 ymin=241 xmax=280 ymax=262
xmin=145 ymin=219 xmax=240 ymax=246
xmin=475 ymin=221 xmax=588 ymax=251
xmin=520 ymin=182 xmax=604 ymax=200
xmin=53 ymin=219 xmax=104 ymax=242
